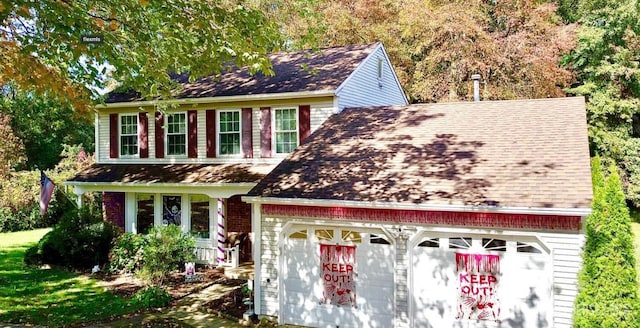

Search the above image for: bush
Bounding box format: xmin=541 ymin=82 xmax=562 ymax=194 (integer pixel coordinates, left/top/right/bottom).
xmin=108 ymin=233 xmax=147 ymax=274
xmin=574 ymin=158 xmax=640 ymax=327
xmin=24 ymin=205 xmax=121 ymax=270
xmin=130 ymin=286 xmax=172 ymax=308
xmin=138 ymin=225 xmax=196 ymax=285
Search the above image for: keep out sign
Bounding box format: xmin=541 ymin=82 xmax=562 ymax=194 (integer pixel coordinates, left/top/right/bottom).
xmin=455 ymin=253 xmax=501 ymax=321
xmin=320 ymin=244 xmax=356 ymax=307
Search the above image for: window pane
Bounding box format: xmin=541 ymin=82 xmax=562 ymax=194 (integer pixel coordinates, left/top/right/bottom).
xmin=275 ymin=109 xmax=297 ymax=154
xmin=163 ymin=195 xmax=181 ymax=226
xmin=166 ymin=113 xmax=186 ymax=155
xmin=218 ymin=111 xmax=241 ymax=155
xmin=190 ymin=195 xmax=209 ymax=239
xmin=136 ymin=193 xmax=154 ymax=234
xmin=120 ymin=115 xmax=138 ymax=156
xmin=449 ymin=237 xmax=472 ymax=249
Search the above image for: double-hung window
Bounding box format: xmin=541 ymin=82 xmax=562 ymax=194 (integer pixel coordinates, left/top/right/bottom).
xmin=167 ymin=112 xmax=187 ymax=156
xmin=120 ymin=114 xmax=138 ymax=156
xmin=218 ymin=110 xmax=241 ymax=155
xmin=274 ymin=108 xmax=298 ymax=154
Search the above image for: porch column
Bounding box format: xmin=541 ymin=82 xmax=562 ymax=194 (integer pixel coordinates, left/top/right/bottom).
xmin=216 ymin=198 xmax=226 ymax=265
xmin=72 ymin=186 xmax=84 ymax=208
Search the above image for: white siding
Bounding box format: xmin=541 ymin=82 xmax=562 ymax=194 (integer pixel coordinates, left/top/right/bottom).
xmin=540 ymin=232 xmax=584 ymax=328
xmin=96 ymin=99 xmax=336 ymax=165
xmin=336 ymin=45 xmax=407 ymax=110
xmin=259 ymin=216 xmax=284 ymax=316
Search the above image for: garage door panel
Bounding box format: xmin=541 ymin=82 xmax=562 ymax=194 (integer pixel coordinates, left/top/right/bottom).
xmin=282 ymin=226 xmax=395 ymax=328
xmin=412 ymin=235 xmax=551 ymax=328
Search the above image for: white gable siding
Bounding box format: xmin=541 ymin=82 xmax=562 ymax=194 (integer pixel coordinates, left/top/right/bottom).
xmin=336 ymin=45 xmax=407 ymax=110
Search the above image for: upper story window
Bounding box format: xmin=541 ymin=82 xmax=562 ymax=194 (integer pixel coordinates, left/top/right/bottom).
xmin=120 ymin=114 xmax=138 ymax=156
xmin=166 ymin=112 xmax=186 ymax=156
xmin=218 ymin=110 xmax=241 ymax=155
xmin=274 ymin=108 xmax=298 ymax=154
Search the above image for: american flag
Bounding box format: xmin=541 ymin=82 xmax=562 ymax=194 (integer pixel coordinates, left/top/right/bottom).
xmin=40 ymin=171 xmax=55 ymax=216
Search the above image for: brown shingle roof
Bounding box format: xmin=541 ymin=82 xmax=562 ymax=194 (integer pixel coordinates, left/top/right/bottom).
xmin=106 ymin=43 xmax=379 ymax=103
xmin=248 ymin=97 xmax=593 ymax=209
xmin=68 ymin=163 xmax=277 ymax=184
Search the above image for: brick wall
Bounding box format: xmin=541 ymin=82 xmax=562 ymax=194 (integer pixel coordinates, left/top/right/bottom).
xmin=102 ymin=192 xmax=125 ymax=231
xmin=226 ymin=195 xmax=252 ymax=262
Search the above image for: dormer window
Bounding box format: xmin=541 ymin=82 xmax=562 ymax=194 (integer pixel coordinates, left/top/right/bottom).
xmin=274 ymin=108 xmax=298 ymax=154
xmin=218 ymin=110 xmax=241 ymax=155
xmin=166 ymin=112 xmax=187 ymax=156
xmin=120 ymin=114 xmax=138 ymax=156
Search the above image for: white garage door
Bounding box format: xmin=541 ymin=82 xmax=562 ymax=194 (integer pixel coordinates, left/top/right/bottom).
xmin=281 ymin=226 xmax=395 ymax=328
xmin=411 ymin=233 xmax=551 ymax=328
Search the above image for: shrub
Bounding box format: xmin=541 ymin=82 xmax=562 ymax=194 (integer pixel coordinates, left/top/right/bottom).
xmin=130 ymin=286 xmax=172 ymax=308
xmin=138 ymin=225 xmax=195 ymax=285
xmin=574 ymin=158 xmax=640 ymax=327
xmin=108 ymin=233 xmax=147 ymax=274
xmin=24 ymin=205 xmax=121 ymax=270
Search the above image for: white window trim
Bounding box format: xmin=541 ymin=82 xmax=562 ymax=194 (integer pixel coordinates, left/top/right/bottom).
xmin=272 ymin=107 xmax=299 ymax=156
xmin=119 ymin=113 xmax=139 ymax=158
xmin=216 ymin=109 xmax=243 ymax=158
xmin=165 ymin=111 xmax=188 ymax=158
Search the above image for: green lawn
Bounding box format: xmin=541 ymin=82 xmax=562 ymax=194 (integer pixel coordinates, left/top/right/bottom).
xmin=0 ymin=229 xmax=140 ymax=326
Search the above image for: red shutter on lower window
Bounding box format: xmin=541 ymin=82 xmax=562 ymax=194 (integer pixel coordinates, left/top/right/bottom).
xmin=260 ymin=107 xmax=272 ymax=158
xmin=242 ymin=108 xmax=253 ymax=158
xmin=139 ymin=112 xmax=149 ymax=158
xmin=206 ymin=110 xmax=216 ymax=158
xmin=299 ymin=104 xmax=311 ymax=144
xmin=109 ymin=113 xmax=119 ymax=158
xmin=155 ymin=111 xmax=165 ymax=158
xmin=188 ymin=110 xmax=198 ymax=158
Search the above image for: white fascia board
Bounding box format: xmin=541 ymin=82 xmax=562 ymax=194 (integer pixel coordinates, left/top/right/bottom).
xmin=241 ymin=196 xmax=592 ymax=217
xmin=96 ymin=90 xmax=336 ymax=109
xmin=65 ymin=181 xmax=257 ymax=188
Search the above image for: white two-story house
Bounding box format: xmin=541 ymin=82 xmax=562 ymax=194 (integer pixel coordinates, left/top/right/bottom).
xmin=66 ymin=43 xmax=408 ymax=265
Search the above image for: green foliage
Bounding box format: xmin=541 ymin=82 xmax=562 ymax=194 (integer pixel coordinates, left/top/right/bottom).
xmin=25 ymin=206 xmax=121 ymax=270
xmin=138 ymin=225 xmax=196 ymax=285
xmin=574 ymin=158 xmax=640 ymax=327
xmin=108 ymin=232 xmax=147 ymax=274
xmin=0 ymin=112 xmax=25 ymax=176
xmin=0 ymin=145 xmax=94 ymax=232
xmin=1 ymin=229 xmax=142 ymax=326
xmin=130 ymin=286 xmax=172 ymax=309
xmin=0 ymin=90 xmax=94 ymax=170
xmin=1 ymin=1 xmax=283 ymax=106
xmin=563 ymin=0 xmax=640 ymax=207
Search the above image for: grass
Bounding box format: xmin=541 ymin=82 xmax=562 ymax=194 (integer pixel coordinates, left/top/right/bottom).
xmin=0 ymin=229 xmax=141 ymax=326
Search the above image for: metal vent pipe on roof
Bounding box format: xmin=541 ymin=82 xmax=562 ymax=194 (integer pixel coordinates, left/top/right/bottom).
xmin=472 ymin=74 xmax=481 ymax=102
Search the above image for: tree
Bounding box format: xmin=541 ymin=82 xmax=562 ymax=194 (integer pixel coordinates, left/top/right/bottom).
xmin=574 ymin=157 xmax=640 ymax=327
xmin=0 ymin=112 xmax=25 ymax=176
xmin=1 ymin=1 xmax=283 ymax=109
xmin=562 ymin=0 xmax=640 ymax=207
xmin=269 ymin=0 xmax=576 ymax=102
xmin=0 ymin=88 xmax=94 ymax=170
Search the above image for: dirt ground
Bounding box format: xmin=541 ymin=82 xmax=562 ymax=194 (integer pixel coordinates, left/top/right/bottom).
xmin=94 ymin=266 xmax=251 ymax=322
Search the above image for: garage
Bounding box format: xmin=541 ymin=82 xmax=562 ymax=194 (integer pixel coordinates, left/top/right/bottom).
xmin=280 ymin=224 xmax=396 ymax=328
xmin=411 ymin=232 xmax=552 ymax=327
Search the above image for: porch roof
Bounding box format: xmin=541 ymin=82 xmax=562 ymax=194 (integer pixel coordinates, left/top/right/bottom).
xmin=67 ymin=163 xmax=277 ymax=185
xmin=248 ymin=97 xmax=593 ymax=211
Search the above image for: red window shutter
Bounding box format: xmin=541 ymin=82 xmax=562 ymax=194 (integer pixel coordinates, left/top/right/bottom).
xmin=188 ymin=110 xmax=198 ymax=158
xmin=206 ymin=110 xmax=216 ymax=158
xmin=242 ymin=108 xmax=253 ymax=158
xmin=299 ymin=104 xmax=311 ymax=144
xmin=260 ymin=107 xmax=272 ymax=158
xmin=109 ymin=113 xmax=119 ymax=158
xmin=155 ymin=111 xmax=165 ymax=158
xmin=138 ymin=112 xmax=149 ymax=158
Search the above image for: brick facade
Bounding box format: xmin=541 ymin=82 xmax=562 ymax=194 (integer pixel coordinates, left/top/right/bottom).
xmin=226 ymin=195 xmax=252 ymax=262
xmin=102 ymin=192 xmax=125 ymax=230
